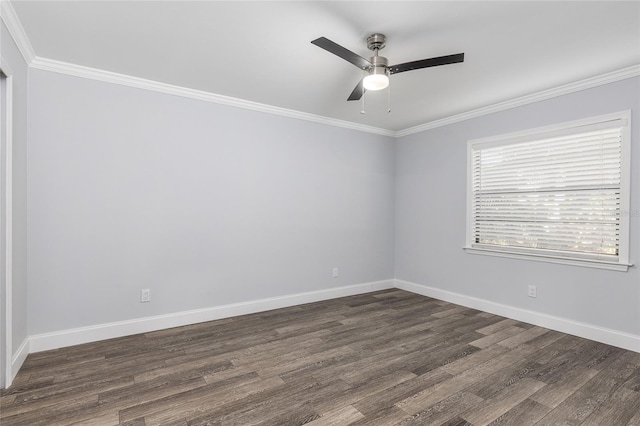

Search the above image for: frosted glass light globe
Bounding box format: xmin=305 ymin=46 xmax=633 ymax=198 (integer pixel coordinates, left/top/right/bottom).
xmin=363 ymin=73 xmax=389 ymax=91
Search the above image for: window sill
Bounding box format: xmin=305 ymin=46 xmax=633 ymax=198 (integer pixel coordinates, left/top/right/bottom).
xmin=463 ymin=247 xmax=632 ymax=272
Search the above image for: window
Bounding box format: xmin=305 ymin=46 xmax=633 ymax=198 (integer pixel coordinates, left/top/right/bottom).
xmin=465 ymin=111 xmax=631 ymax=271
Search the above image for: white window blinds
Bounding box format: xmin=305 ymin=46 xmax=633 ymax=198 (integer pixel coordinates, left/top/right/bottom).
xmin=467 ymin=112 xmax=631 ymax=269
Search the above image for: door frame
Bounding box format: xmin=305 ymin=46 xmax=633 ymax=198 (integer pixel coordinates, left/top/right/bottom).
xmin=1 ymin=57 xmax=14 ymax=388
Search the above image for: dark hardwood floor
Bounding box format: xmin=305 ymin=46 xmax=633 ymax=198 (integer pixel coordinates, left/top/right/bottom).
xmin=1 ymin=289 xmax=639 ymax=425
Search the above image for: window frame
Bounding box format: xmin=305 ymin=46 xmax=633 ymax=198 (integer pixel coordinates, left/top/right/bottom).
xmin=464 ymin=111 xmax=632 ymax=271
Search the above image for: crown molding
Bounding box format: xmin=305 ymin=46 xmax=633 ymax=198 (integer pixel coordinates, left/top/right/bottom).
xmin=0 ymin=0 xmax=35 ymax=65
xmin=30 ymin=57 xmax=639 ymax=140
xmin=29 ymin=57 xmax=396 ymax=137
xmin=396 ymin=64 xmax=640 ymax=138
xmin=7 ymin=0 xmax=638 ymax=141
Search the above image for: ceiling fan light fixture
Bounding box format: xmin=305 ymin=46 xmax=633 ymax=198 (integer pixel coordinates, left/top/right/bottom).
xmin=363 ymin=67 xmax=389 ymax=91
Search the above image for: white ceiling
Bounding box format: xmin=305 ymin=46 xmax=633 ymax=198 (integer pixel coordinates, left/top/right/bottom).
xmin=10 ymin=1 xmax=640 ymax=132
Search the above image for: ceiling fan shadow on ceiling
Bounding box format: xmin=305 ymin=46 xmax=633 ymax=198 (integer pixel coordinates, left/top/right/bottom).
xmin=311 ymin=33 xmax=464 ymax=111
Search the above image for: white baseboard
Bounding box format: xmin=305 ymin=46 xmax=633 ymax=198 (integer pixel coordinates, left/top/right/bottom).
xmin=29 ymin=279 xmax=394 ymax=353
xmin=21 ymin=277 xmax=639 ymax=367
xmin=9 ymin=338 xmax=29 ymax=384
xmin=395 ymin=279 xmax=640 ymax=353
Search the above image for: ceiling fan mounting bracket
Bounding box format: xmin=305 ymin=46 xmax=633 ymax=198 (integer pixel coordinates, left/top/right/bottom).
xmin=367 ymin=33 xmax=386 ymax=52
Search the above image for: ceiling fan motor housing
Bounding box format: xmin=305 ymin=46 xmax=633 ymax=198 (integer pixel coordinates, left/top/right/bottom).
xmin=368 ymin=55 xmax=389 ymax=76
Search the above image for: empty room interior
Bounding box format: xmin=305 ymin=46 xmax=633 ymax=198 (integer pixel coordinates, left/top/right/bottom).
xmin=1 ymin=1 xmax=640 ymax=425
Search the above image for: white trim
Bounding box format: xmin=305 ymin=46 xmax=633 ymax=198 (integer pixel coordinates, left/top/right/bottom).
xmin=29 ymin=280 xmax=394 ymax=353
xmin=15 ymin=277 xmax=640 ymax=370
xmin=395 ymin=279 xmax=640 ymax=353
xmin=30 ymin=57 xmax=640 ymax=139
xmin=618 ymin=110 xmax=632 ymax=265
xmin=10 ymin=337 xmax=28 ymax=381
xmin=29 ymin=57 xmax=396 ymax=137
xmin=463 ymin=247 xmax=631 ymax=272
xmin=0 ymin=0 xmax=36 ymax=65
xmin=0 ymin=62 xmax=13 ymax=388
xmin=397 ymin=65 xmax=640 ymax=137
xmin=467 ymin=110 xmax=630 ymax=146
xmin=3 ymin=74 xmax=12 ymax=387
xmin=465 ymin=110 xmax=632 ymax=271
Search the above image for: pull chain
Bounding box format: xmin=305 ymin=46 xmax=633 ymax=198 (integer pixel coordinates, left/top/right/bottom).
xmin=360 ymin=71 xmax=366 ymax=114
xmin=387 ymin=78 xmax=391 ymax=113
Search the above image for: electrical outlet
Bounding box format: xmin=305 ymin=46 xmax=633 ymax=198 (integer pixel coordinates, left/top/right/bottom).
xmin=332 ymin=267 xmax=339 ymax=278
xmin=528 ymin=285 xmax=537 ymax=298
xmin=141 ymin=289 xmax=151 ymax=303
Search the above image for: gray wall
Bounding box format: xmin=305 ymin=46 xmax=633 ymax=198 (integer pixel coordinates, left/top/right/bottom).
xmin=26 ymin=69 xmax=396 ymax=335
xmin=18 ymin=51 xmax=640 ymax=350
xmin=1 ymin=19 xmax=29 ymax=387
xmin=395 ymin=77 xmax=640 ymax=336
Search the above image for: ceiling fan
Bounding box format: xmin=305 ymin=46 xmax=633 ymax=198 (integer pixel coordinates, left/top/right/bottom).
xmin=311 ymin=34 xmax=464 ymax=101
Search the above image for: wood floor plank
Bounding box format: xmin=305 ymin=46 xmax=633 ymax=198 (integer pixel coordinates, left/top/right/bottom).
xmin=141 ymin=375 xmax=286 ymax=425
xmin=518 ymin=329 xmax=565 ymax=351
xmin=580 ymin=385 xmax=640 ymax=426
xmin=2 ymin=289 xmax=639 ymax=426
xmin=100 ymin=375 xmax=208 ymax=407
xmin=118 ymin=372 xmax=265 ymax=422
xmin=440 ymin=416 xmax=473 ymax=426
xmin=497 ymin=326 xmax=549 ymax=348
xmin=0 ymin=394 xmax=101 ymax=425
xmin=256 ymin=346 xmax=355 ymax=378
xmin=429 ymin=312 xmax=505 ymax=335
xmin=476 ymin=318 xmax=520 ymax=335
xmin=463 ymin=357 xmax=539 ymax=400
xmin=431 ymin=306 xmax=470 ymax=318
xmin=469 ymin=325 xmax=527 ymax=349
xmin=276 ymin=352 xmax=361 ymax=384
xmin=459 ymin=378 xmax=546 ymax=425
xmin=203 ymin=365 xmax=255 ymax=385
xmin=133 ymin=359 xmax=233 ymax=383
xmin=114 ymin=417 xmax=146 ymax=426
xmin=395 ymin=347 xmax=531 ymax=415
xmin=1 ymin=375 xmax=134 ymax=417
xmin=304 ymin=405 xmax=364 ymax=426
xmin=626 ymin=402 xmax=640 ymax=426
xmin=534 ymin=352 xmax=638 ymax=425
xmin=529 ymin=334 xmax=584 ymax=365
xmin=440 ymin=344 xmax=509 ymax=376
xmin=187 ymin=377 xmax=346 ymax=426
xmin=341 ymin=334 xmax=478 ymax=384
xmin=351 ymin=368 xmax=453 ymax=416
xmin=313 ymin=370 xmax=417 ymax=415
xmin=527 ymin=338 xmax=629 ymax=387
xmin=253 ymin=403 xmax=320 ymax=426
xmin=410 ymin=343 xmax=481 ymax=377
xmin=529 ymin=366 xmax=599 ymax=408
xmin=487 ymin=398 xmax=552 ymax=425
xmin=623 ymin=366 xmax=640 ymax=392
xmin=393 ymin=391 xmax=483 ymax=426
xmin=308 ymin=345 xmax=403 ymax=384
xmin=347 ymin=405 xmax=410 ymax=426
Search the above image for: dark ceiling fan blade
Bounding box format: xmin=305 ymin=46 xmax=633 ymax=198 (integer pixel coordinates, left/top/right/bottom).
xmin=389 ymin=53 xmax=464 ymax=75
xmin=311 ymin=37 xmax=372 ymax=70
xmin=347 ymin=79 xmax=365 ymax=101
